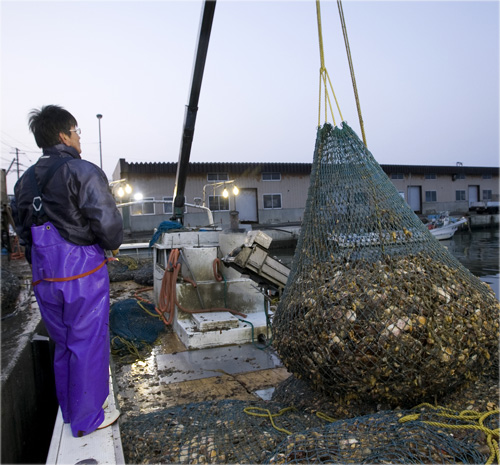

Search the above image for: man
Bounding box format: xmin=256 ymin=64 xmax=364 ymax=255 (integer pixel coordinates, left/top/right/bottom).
xmin=13 ymin=105 xmax=123 ymax=437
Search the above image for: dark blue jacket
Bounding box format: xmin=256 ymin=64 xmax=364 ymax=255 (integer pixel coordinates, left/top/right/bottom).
xmin=13 ymin=144 xmax=123 ymax=263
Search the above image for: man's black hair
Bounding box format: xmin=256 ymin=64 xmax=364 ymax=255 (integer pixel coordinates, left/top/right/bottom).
xmin=28 ymin=105 xmax=78 ymax=148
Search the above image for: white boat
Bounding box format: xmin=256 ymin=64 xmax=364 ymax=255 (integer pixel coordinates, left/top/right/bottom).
xmin=428 ymin=216 xmax=468 ymax=240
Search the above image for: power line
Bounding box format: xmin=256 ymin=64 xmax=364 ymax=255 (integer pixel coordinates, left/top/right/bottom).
xmin=0 ymin=130 xmax=38 ymax=153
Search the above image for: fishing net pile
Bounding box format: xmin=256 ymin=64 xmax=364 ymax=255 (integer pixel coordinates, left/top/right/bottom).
xmin=119 ymin=399 xmax=494 ymax=464
xmin=273 ymin=122 xmax=499 ymax=406
xmin=109 ymin=298 xmax=165 ymax=354
xmin=264 ymin=406 xmax=496 ymax=464
xmin=107 ymin=255 xmax=140 ymax=282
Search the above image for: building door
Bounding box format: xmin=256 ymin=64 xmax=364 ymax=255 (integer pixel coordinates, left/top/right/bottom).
xmin=407 ymin=186 xmax=421 ymax=213
xmin=468 ymin=185 xmax=480 ymax=206
xmin=235 ymin=188 xmax=258 ymax=223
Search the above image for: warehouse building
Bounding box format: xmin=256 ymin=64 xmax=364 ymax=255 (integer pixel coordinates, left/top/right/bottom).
xmin=112 ymin=159 xmax=499 ymax=235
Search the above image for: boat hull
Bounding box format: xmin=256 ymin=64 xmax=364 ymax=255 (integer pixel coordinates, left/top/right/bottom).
xmin=429 ymin=217 xmax=468 ymax=240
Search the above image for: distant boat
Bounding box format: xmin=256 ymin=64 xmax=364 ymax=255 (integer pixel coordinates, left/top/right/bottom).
xmin=426 ymin=213 xmax=468 ymax=240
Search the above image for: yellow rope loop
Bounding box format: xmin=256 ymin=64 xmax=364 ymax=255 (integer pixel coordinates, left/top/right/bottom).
xmin=486 ymin=435 xmax=499 ymax=465
xmin=243 ymin=406 xmax=296 ymax=435
xmin=399 ymin=405 xmax=499 ymax=464
xmin=325 ymin=69 xmax=344 ymax=122
xmin=480 ymin=410 xmax=500 ymax=430
xmin=319 ymin=68 xmax=336 ymax=127
xmin=399 ymin=413 xmax=420 ymax=423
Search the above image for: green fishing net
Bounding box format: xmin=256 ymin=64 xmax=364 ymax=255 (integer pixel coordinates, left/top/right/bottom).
xmin=120 ymin=399 xmax=493 ymax=464
xmin=110 ymin=298 xmax=165 ymax=355
xmin=273 ymin=122 xmax=499 ymax=406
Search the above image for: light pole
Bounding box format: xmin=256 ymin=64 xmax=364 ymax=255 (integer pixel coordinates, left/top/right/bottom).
xmin=96 ymin=114 xmax=103 ymax=169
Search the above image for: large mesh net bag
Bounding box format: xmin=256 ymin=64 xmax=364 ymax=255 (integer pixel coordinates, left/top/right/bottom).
xmin=273 ymin=122 xmax=499 ymax=406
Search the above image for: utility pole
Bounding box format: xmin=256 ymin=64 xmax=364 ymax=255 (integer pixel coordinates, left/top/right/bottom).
xmin=9 ymin=148 xmax=24 ymax=180
xmin=16 ymin=148 xmax=20 ymax=179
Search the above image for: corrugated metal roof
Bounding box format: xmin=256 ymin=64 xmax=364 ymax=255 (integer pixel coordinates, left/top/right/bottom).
xmin=118 ymin=160 xmax=313 ymax=175
xmin=117 ymin=159 xmax=499 ymax=177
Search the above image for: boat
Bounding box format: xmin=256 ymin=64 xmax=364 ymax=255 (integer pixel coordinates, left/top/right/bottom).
xmin=426 ymin=213 xmax=468 ymax=240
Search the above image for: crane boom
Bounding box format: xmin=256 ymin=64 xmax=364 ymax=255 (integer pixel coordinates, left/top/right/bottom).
xmin=171 ymin=0 xmax=217 ymax=224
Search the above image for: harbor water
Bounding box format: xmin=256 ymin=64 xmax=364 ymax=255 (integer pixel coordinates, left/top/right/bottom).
xmin=444 ymin=228 xmax=499 ymax=297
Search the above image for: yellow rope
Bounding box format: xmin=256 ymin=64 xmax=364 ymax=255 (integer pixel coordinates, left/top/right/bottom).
xmin=111 ymin=335 xmax=142 ymax=358
xmin=243 ymin=406 xmax=296 ymax=435
xmin=316 ymin=411 xmax=336 ymax=422
xmin=337 ymin=0 xmax=366 ymax=146
xmin=110 ymin=300 xmax=160 ymax=358
xmin=399 ymin=403 xmax=499 ymax=464
xmin=137 ymin=300 xmax=162 ymax=319
xmin=316 ymin=0 xmax=343 ymax=127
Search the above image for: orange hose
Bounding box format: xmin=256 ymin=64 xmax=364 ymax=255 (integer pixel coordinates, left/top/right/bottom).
xmin=156 ymin=249 xmax=181 ymax=325
xmin=213 ymin=258 xmax=223 ymax=282
xmin=152 ymin=249 xmax=246 ymax=325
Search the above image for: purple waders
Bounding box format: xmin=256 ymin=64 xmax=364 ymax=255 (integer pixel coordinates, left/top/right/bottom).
xmin=31 ymin=222 xmax=110 ymax=437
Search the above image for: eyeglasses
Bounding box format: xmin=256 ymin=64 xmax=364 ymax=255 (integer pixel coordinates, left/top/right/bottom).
xmin=70 ymin=128 xmax=81 ymax=135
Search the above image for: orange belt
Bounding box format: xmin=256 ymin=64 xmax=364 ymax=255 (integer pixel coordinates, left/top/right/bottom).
xmin=32 ymin=257 xmax=114 ymax=286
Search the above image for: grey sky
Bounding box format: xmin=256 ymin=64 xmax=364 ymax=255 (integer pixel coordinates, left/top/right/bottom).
xmin=1 ymin=0 xmax=499 ymax=194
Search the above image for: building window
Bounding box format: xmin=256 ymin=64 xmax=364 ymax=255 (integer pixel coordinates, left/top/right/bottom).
xmin=482 ymin=173 xmax=492 ymax=179
xmin=455 ymin=190 xmax=466 ymax=201
xmin=455 ymin=173 xmax=466 ymax=180
xmin=208 ymin=195 xmax=229 ymax=211
xmin=163 ymin=196 xmax=173 ymax=214
xmin=263 ymin=194 xmax=282 ymax=209
xmin=131 ymin=197 xmax=155 ymax=215
xmin=391 ymin=173 xmax=404 ymax=179
xmin=163 ymin=196 xmax=186 ymax=214
xmin=483 ymin=190 xmax=492 ymax=201
xmin=262 ymin=172 xmax=281 ymax=181
xmin=207 ymin=173 xmax=229 ymax=182
xmin=425 ymin=173 xmax=437 ymax=180
xmin=425 ymin=191 xmax=437 ymax=202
